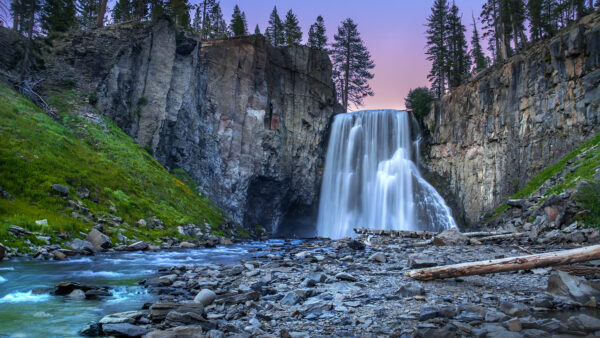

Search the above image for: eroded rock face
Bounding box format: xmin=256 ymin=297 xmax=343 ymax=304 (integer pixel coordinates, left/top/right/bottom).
xmin=425 ymin=12 xmax=600 ymax=224
xmin=43 ymin=19 xmax=339 ymax=232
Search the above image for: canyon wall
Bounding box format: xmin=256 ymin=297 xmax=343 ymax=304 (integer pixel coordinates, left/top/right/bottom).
xmin=42 ymin=19 xmax=340 ymax=231
xmin=425 ymin=12 xmax=600 ymax=225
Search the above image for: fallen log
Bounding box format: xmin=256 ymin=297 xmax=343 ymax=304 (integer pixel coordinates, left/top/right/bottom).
xmin=405 ymin=244 xmax=600 ymax=281
xmin=477 ymin=232 xmax=528 ymax=242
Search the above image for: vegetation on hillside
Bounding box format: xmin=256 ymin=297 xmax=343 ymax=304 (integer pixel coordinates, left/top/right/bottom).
xmin=0 ymin=83 xmax=226 ymax=252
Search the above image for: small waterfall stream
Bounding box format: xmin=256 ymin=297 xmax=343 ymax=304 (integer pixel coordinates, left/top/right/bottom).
xmin=316 ymin=109 xmax=456 ymax=239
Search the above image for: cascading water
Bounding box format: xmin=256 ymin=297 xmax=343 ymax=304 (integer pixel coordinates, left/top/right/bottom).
xmin=316 ymin=109 xmax=456 ymax=239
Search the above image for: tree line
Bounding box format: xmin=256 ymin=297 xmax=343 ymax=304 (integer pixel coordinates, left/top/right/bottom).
xmin=8 ymin=0 xmax=376 ymax=111
xmin=424 ymin=0 xmax=599 ymax=99
xmin=407 ymin=0 xmax=599 ymax=117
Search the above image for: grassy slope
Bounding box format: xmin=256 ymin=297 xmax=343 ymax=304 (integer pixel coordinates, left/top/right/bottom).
xmin=0 ymin=84 xmax=225 ymax=252
xmin=487 ymin=133 xmax=600 ymax=226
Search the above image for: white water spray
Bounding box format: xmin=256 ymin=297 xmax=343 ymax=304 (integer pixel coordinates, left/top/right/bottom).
xmin=316 ymin=109 xmax=456 ymax=239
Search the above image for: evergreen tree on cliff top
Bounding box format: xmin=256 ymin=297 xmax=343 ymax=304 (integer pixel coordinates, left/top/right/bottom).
xmin=254 ymin=24 xmax=261 ymax=35
xmin=446 ymin=2 xmax=471 ymax=89
xmin=229 ymin=4 xmax=247 ymax=36
xmin=283 ymin=9 xmax=302 ymax=46
xmin=308 ymin=15 xmax=327 ymax=50
xmin=405 ymin=87 xmax=435 ymax=119
xmin=41 ymin=0 xmax=77 ymax=33
xmin=470 ymin=14 xmax=488 ymax=72
xmin=265 ymin=6 xmax=284 ymax=46
xmin=331 ymin=18 xmax=375 ymax=111
xmin=426 ymin=0 xmax=449 ymax=98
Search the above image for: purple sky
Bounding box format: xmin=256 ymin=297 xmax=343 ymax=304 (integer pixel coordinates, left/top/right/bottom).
xmin=217 ymin=0 xmax=487 ymax=110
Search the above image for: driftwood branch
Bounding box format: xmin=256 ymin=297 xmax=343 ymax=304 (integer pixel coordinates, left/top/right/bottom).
xmin=405 ymin=244 xmax=600 ymax=281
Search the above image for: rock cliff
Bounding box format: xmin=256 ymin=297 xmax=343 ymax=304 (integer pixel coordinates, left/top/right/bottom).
xmin=425 ymin=12 xmax=600 ymax=225
xmin=40 ymin=19 xmax=339 ymax=231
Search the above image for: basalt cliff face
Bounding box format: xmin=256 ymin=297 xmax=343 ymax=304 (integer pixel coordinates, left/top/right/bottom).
xmin=39 ymin=19 xmax=340 ymax=232
xmin=425 ymin=12 xmax=600 ymax=225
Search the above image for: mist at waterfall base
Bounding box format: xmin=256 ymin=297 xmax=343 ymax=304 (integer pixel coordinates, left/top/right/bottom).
xmin=317 ymin=109 xmax=456 ymax=239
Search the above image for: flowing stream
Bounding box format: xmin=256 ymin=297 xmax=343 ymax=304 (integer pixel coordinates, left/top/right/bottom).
xmin=0 ymin=241 xmax=291 ymax=337
xmin=317 ymin=109 xmax=456 ymax=239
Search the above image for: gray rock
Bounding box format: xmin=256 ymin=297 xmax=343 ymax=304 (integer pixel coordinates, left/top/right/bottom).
xmin=51 ymin=184 xmax=70 ymax=196
xmin=369 ymin=252 xmax=387 ymax=263
xmin=0 ymin=243 xmax=6 ymax=260
xmin=8 ymin=225 xmax=32 ymax=236
xmin=506 ymin=318 xmax=522 ymax=332
xmin=127 ymin=241 xmax=148 ymax=251
xmin=53 ymin=250 xmax=67 ymax=261
xmin=547 ymin=270 xmax=600 ymax=306
xmin=419 ymin=307 xmax=441 ymax=321
xmin=78 ymin=322 xmax=102 ymax=336
xmin=102 ymin=323 xmax=149 ymax=337
xmin=335 ymin=272 xmax=357 ymax=282
xmin=567 ymin=313 xmax=600 ymax=332
xmin=0 ymin=186 xmax=13 ymax=200
xmin=499 ymin=301 xmax=529 ymax=317
xmin=150 ymin=302 xmax=204 ymax=322
xmin=408 ymin=255 xmax=437 ymax=268
xmin=85 ymin=228 xmax=112 ymax=250
xmin=193 ymin=289 xmax=216 ymax=306
xmin=433 ymin=228 xmax=469 ymax=245
xmin=99 ymin=311 xmax=142 ymax=324
xmin=68 ymin=289 xmax=85 ymax=299
xmin=280 ymin=291 xmax=302 ymax=306
xmin=145 ymin=326 xmax=206 ymax=338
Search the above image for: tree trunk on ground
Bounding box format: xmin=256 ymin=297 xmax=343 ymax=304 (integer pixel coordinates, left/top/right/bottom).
xmin=96 ymin=0 xmax=108 ymax=27
xmin=405 ymin=245 xmax=600 ymax=280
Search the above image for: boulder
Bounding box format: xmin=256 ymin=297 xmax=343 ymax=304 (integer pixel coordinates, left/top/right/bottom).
xmin=145 ymin=326 xmax=206 ymax=338
xmin=51 ymin=184 xmax=70 ymax=196
xmin=0 ymin=243 xmax=7 ymax=260
xmin=369 ymin=252 xmax=387 ymax=263
xmin=8 ymin=225 xmax=33 ymax=236
xmin=547 ymin=271 xmax=600 ymax=306
xmin=68 ymin=289 xmax=86 ymax=299
xmin=102 ymin=323 xmax=149 ymax=337
xmin=127 ymin=241 xmax=149 ymax=251
xmin=347 ymin=240 xmax=365 ymax=250
xmin=408 ymin=255 xmax=438 ymax=268
xmin=149 ymin=303 xmax=204 ymax=322
xmin=70 ymin=238 xmax=95 ymax=254
xmin=99 ymin=311 xmax=143 ymax=324
xmin=179 ymin=241 xmax=196 ymax=248
xmin=78 ymin=322 xmax=102 ymax=336
xmin=567 ymin=313 xmax=600 ymax=332
xmin=53 ymin=250 xmax=67 ymax=261
xmin=280 ymin=291 xmax=302 ymax=306
xmin=433 ymin=228 xmax=468 ymax=246
xmin=193 ymin=289 xmax=216 ymax=306
xmin=335 ymin=272 xmax=357 ymax=282
xmin=86 ymin=228 xmax=112 ymax=250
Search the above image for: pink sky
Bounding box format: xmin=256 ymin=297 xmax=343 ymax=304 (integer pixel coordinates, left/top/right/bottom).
xmin=218 ymin=0 xmax=487 ymax=110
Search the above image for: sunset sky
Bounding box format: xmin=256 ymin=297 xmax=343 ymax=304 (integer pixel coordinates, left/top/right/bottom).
xmin=217 ymin=0 xmax=488 ymax=110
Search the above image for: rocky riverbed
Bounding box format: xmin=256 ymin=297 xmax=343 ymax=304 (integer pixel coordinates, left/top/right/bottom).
xmin=78 ymin=232 xmax=600 ymax=337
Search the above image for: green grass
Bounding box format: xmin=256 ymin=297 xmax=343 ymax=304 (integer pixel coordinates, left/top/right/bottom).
xmin=486 ymin=132 xmax=600 ymax=226
xmin=0 ymin=84 xmax=225 ymax=252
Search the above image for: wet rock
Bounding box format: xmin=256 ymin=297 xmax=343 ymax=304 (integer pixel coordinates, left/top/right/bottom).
xmin=547 ymin=270 xmax=600 ymax=306
xmin=0 ymin=243 xmax=6 ymax=260
xmin=369 ymin=252 xmax=387 ymax=263
xmin=68 ymin=289 xmax=86 ymax=299
xmin=51 ymin=184 xmax=70 ymax=196
xmin=86 ymin=228 xmax=112 ymax=250
xmin=499 ymin=301 xmax=529 ymax=317
xmin=102 ymin=323 xmax=149 ymax=337
xmin=150 ymin=302 xmax=203 ymax=322
xmin=347 ymin=240 xmax=365 ymax=250
xmin=179 ymin=241 xmax=196 ymax=248
xmin=84 ymin=289 xmax=111 ymax=300
xmin=158 ymin=274 xmax=178 ymax=286
xmin=78 ymin=322 xmax=102 ymax=336
xmin=53 ymin=250 xmax=67 ymax=261
xmin=433 ymin=228 xmax=469 ymax=246
xmin=127 ymin=241 xmax=149 ymax=251
xmin=99 ymin=311 xmax=142 ymax=324
xmin=280 ymin=291 xmax=302 ymax=306
xmin=566 ymin=313 xmax=600 ymax=332
xmin=145 ymin=326 xmax=206 ymax=338
xmin=193 ymin=289 xmax=216 ymax=306
xmin=70 ymin=238 xmax=95 ymax=253
xmin=54 ymin=282 xmax=98 ymax=295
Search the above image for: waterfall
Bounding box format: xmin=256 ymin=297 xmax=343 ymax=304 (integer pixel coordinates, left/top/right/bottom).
xmin=316 ymin=109 xmax=456 ymax=239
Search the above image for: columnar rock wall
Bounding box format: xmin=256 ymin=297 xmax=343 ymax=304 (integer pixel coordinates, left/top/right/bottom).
xmin=425 ymin=13 xmax=600 ymax=225
xmin=43 ymin=19 xmax=340 ymax=231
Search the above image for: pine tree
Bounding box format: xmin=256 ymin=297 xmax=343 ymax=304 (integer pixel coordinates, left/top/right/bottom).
xmin=507 ymin=0 xmax=527 ymax=50
xmin=331 ymin=18 xmax=375 ymax=111
xmin=208 ymin=2 xmax=228 ymax=38
xmin=283 ymin=9 xmax=301 ymax=46
xmin=446 ymin=2 xmax=471 ymax=89
xmin=308 ymin=15 xmax=327 ymax=50
xmin=471 ymin=14 xmax=487 ymax=71
xmin=112 ymin=0 xmax=133 ymax=23
xmin=254 ymin=24 xmax=261 ymax=35
xmin=192 ymin=5 xmax=201 ymax=33
xmin=426 ymin=0 xmax=449 ymax=98
xmin=41 ymin=0 xmax=77 ymax=33
xmin=229 ymin=4 xmax=247 ymax=36
xmin=77 ymin=0 xmax=102 ymax=29
xmin=265 ymin=6 xmax=284 ymax=46
xmin=405 ymin=87 xmax=435 ymax=119
xmin=166 ymin=0 xmax=191 ymax=27
xmin=97 ymin=0 xmax=107 ymax=27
